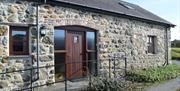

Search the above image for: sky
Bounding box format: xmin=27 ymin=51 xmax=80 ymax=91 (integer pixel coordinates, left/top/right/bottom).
xmin=125 ymin=0 xmax=180 ymax=41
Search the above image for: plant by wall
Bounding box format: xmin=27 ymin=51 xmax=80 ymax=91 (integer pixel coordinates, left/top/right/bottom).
xmin=81 ymin=76 xmax=144 ymax=91
xmin=127 ymin=64 xmax=180 ymax=83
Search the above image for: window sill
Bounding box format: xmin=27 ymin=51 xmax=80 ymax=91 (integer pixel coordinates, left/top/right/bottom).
xmin=8 ymin=55 xmax=32 ymax=58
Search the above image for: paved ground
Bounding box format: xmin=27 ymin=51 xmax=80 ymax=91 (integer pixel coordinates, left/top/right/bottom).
xmin=172 ymin=60 xmax=180 ymax=65
xmin=34 ymin=80 xmax=88 ymax=91
xmin=145 ymin=78 xmax=180 ymax=91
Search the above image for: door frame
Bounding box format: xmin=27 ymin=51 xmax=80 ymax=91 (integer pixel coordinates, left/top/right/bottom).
xmin=54 ymin=25 xmax=98 ymax=80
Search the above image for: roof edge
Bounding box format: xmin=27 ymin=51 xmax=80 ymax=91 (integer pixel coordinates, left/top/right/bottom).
xmin=27 ymin=0 xmax=176 ymax=28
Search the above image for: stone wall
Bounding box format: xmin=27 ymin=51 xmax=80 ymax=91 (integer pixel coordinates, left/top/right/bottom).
xmin=0 ymin=1 xmax=55 ymax=90
xmin=0 ymin=0 xmax=171 ymax=90
xmin=0 ymin=25 xmax=8 ymax=56
xmin=38 ymin=5 xmax=168 ymax=74
xmin=0 ymin=56 xmax=32 ymax=90
xmin=0 ymin=1 xmax=36 ymax=24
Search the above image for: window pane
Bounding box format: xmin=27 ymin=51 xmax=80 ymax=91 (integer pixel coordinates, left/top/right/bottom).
xmin=88 ymin=52 xmax=96 ymax=60
xmin=13 ymin=41 xmax=23 ymax=51
xmin=55 ymin=53 xmax=65 ymax=81
xmin=54 ymin=29 xmax=65 ymax=50
xmin=12 ymin=31 xmax=26 ymax=40
xmin=88 ymin=52 xmax=96 ymax=75
xmin=87 ymin=32 xmax=95 ymax=50
xmin=147 ymin=36 xmax=156 ymax=54
xmin=12 ymin=30 xmax=28 ymax=54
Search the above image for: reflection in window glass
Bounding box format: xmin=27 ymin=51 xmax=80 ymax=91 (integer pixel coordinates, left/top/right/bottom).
xmin=13 ymin=41 xmax=23 ymax=51
xmin=55 ymin=53 xmax=65 ymax=81
xmin=54 ymin=29 xmax=65 ymax=50
xmin=12 ymin=31 xmax=26 ymax=40
xmin=147 ymin=36 xmax=156 ymax=54
xmin=12 ymin=30 xmax=28 ymax=53
xmin=88 ymin=52 xmax=97 ymax=75
xmin=87 ymin=32 xmax=95 ymax=50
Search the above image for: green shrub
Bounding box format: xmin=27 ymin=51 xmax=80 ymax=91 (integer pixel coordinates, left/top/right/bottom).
xmin=82 ymin=76 xmax=143 ymax=91
xmin=85 ymin=77 xmax=124 ymax=91
xmin=127 ymin=65 xmax=180 ymax=83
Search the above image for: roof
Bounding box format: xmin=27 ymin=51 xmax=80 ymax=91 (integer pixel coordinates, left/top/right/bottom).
xmin=42 ymin=0 xmax=176 ymax=27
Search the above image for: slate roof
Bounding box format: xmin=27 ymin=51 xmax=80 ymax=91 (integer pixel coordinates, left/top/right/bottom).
xmin=46 ymin=0 xmax=175 ymax=27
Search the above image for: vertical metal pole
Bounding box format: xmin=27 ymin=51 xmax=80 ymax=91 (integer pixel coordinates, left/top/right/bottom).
xmin=165 ymin=28 xmax=169 ymax=65
xmin=36 ymin=3 xmax=40 ymax=80
xmin=113 ymin=57 xmax=116 ymax=78
xmin=89 ymin=61 xmax=92 ymax=89
xmin=96 ymin=31 xmax=99 ymax=76
xmin=30 ymin=56 xmax=34 ymax=91
xmin=65 ymin=62 xmax=67 ymax=91
xmin=109 ymin=59 xmax=111 ymax=78
xmin=30 ymin=67 xmax=33 ymax=91
xmin=125 ymin=53 xmax=127 ymax=76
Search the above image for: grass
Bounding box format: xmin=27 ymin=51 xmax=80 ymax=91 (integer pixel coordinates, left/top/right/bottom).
xmin=177 ymin=88 xmax=180 ymax=91
xmin=171 ymin=48 xmax=180 ymax=60
xmin=127 ymin=64 xmax=180 ymax=83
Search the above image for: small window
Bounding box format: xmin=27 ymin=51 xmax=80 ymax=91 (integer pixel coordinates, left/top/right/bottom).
xmin=118 ymin=2 xmax=134 ymax=9
xmin=86 ymin=32 xmax=97 ymax=75
xmin=73 ymin=36 xmax=79 ymax=43
xmin=10 ymin=27 xmax=29 ymax=55
xmin=87 ymin=32 xmax=95 ymax=50
xmin=147 ymin=36 xmax=156 ymax=54
xmin=54 ymin=29 xmax=65 ymax=50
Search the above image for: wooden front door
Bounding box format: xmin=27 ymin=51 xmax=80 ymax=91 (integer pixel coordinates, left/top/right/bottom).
xmin=66 ymin=31 xmax=84 ymax=79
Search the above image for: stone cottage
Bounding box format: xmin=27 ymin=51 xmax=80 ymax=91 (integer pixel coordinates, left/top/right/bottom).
xmin=0 ymin=0 xmax=175 ymax=90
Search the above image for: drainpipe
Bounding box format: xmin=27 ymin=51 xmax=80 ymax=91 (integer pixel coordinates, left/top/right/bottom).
xmin=36 ymin=0 xmax=47 ymax=80
xmin=36 ymin=0 xmax=47 ymax=82
xmin=36 ymin=2 xmax=40 ymax=80
xmin=165 ymin=27 xmax=170 ymax=65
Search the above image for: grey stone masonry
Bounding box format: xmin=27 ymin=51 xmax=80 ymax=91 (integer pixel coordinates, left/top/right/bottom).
xmin=0 ymin=0 xmax=171 ymax=90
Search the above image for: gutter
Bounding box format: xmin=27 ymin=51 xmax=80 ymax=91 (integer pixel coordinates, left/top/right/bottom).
xmin=164 ymin=27 xmax=170 ymax=65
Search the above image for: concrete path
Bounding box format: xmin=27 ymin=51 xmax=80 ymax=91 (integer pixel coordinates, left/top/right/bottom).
xmin=145 ymin=78 xmax=180 ymax=91
xmin=172 ymin=60 xmax=180 ymax=65
xmin=34 ymin=80 xmax=88 ymax=91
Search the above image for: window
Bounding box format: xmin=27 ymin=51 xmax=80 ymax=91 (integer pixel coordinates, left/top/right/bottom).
xmin=55 ymin=53 xmax=65 ymax=81
xmin=87 ymin=32 xmax=95 ymax=50
xmin=147 ymin=36 xmax=156 ymax=54
xmin=54 ymin=29 xmax=65 ymax=50
xmin=10 ymin=27 xmax=29 ymax=55
xmin=54 ymin=28 xmax=66 ymax=81
xmin=118 ymin=2 xmax=134 ymax=9
xmin=86 ymin=32 xmax=97 ymax=75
